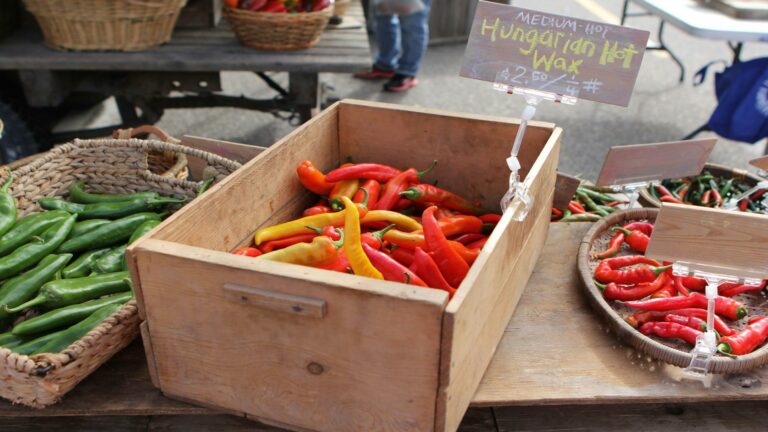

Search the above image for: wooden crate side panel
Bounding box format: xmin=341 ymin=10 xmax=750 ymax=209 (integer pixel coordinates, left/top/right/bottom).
xmin=338 ymin=100 xmax=552 ymax=210
xmin=436 ymin=130 xmax=562 ymax=432
xmin=146 ymin=104 xmax=340 ymax=250
xmin=135 ymin=240 xmax=447 ymax=432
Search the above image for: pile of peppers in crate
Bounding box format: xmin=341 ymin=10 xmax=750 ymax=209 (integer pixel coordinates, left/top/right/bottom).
xmin=647 ymin=170 xmax=767 ymax=213
xmin=233 ymin=161 xmax=502 ymax=298
xmin=551 ymin=184 xmax=627 ymax=223
xmin=0 ymin=173 xmax=188 ymax=355
xmin=593 ymin=220 xmax=768 ymax=356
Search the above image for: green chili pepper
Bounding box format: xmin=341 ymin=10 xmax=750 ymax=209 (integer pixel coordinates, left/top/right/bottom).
xmin=560 ymin=213 xmax=601 ymax=223
xmin=92 ymin=245 xmax=127 ymax=274
xmin=39 ymin=196 xmax=186 ymax=220
xmin=0 ymin=215 xmax=76 ymax=280
xmin=197 ymin=177 xmax=215 ymax=196
xmin=12 ymin=292 xmax=132 ymax=336
xmin=128 ymin=220 xmax=161 ymax=244
xmin=0 ymin=210 xmax=70 ymax=257
xmin=34 ymin=303 xmax=123 ymax=354
xmin=68 ymin=181 xmax=159 ymax=204
xmin=13 ymin=329 xmax=66 ymax=355
xmin=0 ymin=172 xmax=17 ymax=238
xmin=61 ymin=248 xmax=111 ymax=279
xmin=576 ymin=187 xmax=614 ymax=204
xmin=0 ymin=254 xmax=73 ymax=321
xmin=6 ymin=271 xmax=131 ymax=313
xmin=0 ymin=332 xmax=28 ymax=349
xmin=576 ymin=191 xmax=609 ymax=217
xmin=58 ymin=212 xmax=163 ymax=254
xmin=68 ymin=219 xmax=111 ymax=239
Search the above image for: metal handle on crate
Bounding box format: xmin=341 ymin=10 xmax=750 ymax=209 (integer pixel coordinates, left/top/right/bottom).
xmin=223 ymin=283 xmax=327 ymax=319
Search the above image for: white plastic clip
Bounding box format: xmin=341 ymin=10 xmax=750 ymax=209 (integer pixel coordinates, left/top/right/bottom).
xmin=722 ymin=180 xmax=768 ymax=210
xmin=610 ymin=181 xmax=656 ymax=209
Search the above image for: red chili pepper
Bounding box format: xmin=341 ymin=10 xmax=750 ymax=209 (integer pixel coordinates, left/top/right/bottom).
xmin=361 ymin=224 xmax=396 ymax=250
xmin=438 ymin=215 xmax=483 ymax=237
xmin=719 ymin=281 xmax=766 ymax=297
xmin=393 ymin=198 xmax=412 ymax=211
xmin=739 ymin=199 xmax=749 ymax=212
xmin=389 ymin=247 xmax=415 ymax=266
xmin=320 ymin=247 xmax=351 ymax=273
xmin=434 ymin=207 xmax=456 ymax=220
xmin=673 ymin=276 xmax=690 ymax=296
xmin=422 ymin=206 xmax=469 ymax=287
xmin=640 ymin=321 xmax=702 ymax=346
xmin=466 ymin=237 xmax=488 ymax=250
xmin=622 ymin=221 xmax=653 ymax=236
xmin=625 ymin=308 xmax=734 ymax=336
xmin=448 ymin=240 xmax=480 ymax=265
xmin=296 ymin=161 xmax=333 ymax=195
xmin=362 ymin=242 xmax=427 ymax=287
xmin=311 ymin=0 xmax=331 ymax=11
xmin=453 ymin=233 xmax=485 ymax=245
xmin=326 ymin=163 xmax=401 ymax=183
xmin=682 ymin=276 xmax=707 ymax=291
xmin=624 ymin=292 xmax=747 ymax=321
xmin=479 ymin=214 xmax=501 ymax=224
xmin=660 ymin=195 xmax=684 ymax=204
xmin=655 ymin=184 xmax=679 ymax=200
xmin=711 ymin=186 xmax=723 ymax=207
xmin=592 ymin=231 xmax=625 ymax=259
xmin=259 ymin=233 xmax=317 ymax=253
xmin=665 ymin=314 xmax=707 ymax=332
xmin=651 ymin=278 xmax=676 ymax=299
xmin=375 ymin=168 xmax=418 ymax=211
xmin=594 ymin=272 xmax=669 ymax=301
xmin=262 ymin=0 xmax=287 ymax=12
xmin=233 ymin=247 xmax=262 ymax=257
xmin=594 ymin=256 xmax=670 ymax=285
xmin=611 ymin=226 xmax=649 ymax=253
xmin=567 ymin=200 xmax=586 ymax=214
xmin=303 ymin=205 xmax=332 ymax=217
xmin=606 ymin=201 xmax=621 ymax=207
xmin=551 ymin=208 xmax=564 ymax=218
xmin=400 ymin=184 xmax=485 ymax=215
xmin=354 ymin=180 xmax=381 ymax=209
xmin=701 ymin=189 xmax=712 ymax=206
xmin=718 ymin=317 xmax=768 ymax=355
xmin=752 ymin=189 xmax=766 ymax=200
xmin=678 ymin=185 xmax=690 ymax=201
xmin=320 ymin=225 xmax=341 ymax=241
xmin=411 ymin=247 xmax=456 ymax=297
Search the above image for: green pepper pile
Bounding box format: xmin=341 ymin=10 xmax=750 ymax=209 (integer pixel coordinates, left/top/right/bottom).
xmin=647 ymin=170 xmax=767 ymax=213
xmin=0 ymin=174 xmax=184 ymax=356
xmin=551 ymin=183 xmax=627 ymax=223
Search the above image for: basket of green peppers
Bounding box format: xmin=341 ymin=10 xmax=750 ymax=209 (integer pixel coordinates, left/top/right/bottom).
xmin=0 ymin=137 xmax=240 ymax=408
xmin=638 ymin=163 xmax=767 ymax=213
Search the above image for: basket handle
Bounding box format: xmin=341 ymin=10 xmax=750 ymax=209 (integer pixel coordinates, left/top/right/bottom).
xmin=113 ymin=125 xmax=187 ymax=178
xmin=223 ymin=283 xmax=327 ymax=319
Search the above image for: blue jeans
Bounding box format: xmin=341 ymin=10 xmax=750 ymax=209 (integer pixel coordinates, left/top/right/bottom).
xmin=373 ymin=0 xmax=431 ymax=77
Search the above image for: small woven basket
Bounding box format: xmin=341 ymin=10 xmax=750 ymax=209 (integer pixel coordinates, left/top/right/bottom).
xmin=23 ymin=0 xmax=188 ymax=51
xmin=0 ymin=138 xmax=241 ymax=407
xmin=223 ymin=6 xmax=332 ymax=51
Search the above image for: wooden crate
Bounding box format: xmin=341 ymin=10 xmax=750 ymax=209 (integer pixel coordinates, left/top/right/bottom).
xmin=177 ymin=0 xmax=222 ymax=29
xmin=127 ymin=100 xmax=562 ymax=432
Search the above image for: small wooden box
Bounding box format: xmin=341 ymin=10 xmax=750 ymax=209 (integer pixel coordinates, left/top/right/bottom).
xmin=128 ymin=100 xmax=562 ymax=432
xmin=177 ymin=0 xmax=223 ymax=29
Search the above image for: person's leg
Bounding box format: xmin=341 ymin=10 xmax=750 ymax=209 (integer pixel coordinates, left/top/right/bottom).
xmin=355 ymin=12 xmax=400 ymax=79
xmin=384 ymin=0 xmax=431 ymax=91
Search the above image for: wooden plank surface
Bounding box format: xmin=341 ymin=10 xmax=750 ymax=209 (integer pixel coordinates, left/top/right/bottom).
xmin=472 ymin=222 xmax=768 ymax=406
xmin=0 ymin=4 xmax=370 ymax=72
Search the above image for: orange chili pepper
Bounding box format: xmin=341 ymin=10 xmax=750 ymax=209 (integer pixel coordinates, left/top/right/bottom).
xmin=423 ymin=206 xmax=469 ymax=287
xmin=296 ymin=161 xmax=333 ymax=195
xmin=257 ymin=236 xmax=339 ymax=267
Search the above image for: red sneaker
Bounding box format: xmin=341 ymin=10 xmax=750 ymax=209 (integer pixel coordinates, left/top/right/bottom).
xmin=383 ymin=75 xmax=419 ymax=92
xmin=354 ymin=67 xmax=396 ymax=79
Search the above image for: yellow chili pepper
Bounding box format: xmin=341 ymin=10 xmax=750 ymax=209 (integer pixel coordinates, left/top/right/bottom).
xmin=382 ymin=229 xmax=425 ymax=249
xmin=360 ymin=210 xmax=422 ymax=232
xmin=254 ymin=203 xmax=367 ymax=246
xmin=342 ymin=197 xmax=383 ymax=279
xmin=257 ymin=236 xmax=338 ymax=267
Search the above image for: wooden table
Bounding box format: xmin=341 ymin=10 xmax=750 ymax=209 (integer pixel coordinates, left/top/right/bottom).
xmin=4 ymin=223 xmax=768 ymax=431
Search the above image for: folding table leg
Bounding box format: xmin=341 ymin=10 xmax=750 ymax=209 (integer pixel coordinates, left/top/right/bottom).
xmin=288 ymin=72 xmax=320 ymax=124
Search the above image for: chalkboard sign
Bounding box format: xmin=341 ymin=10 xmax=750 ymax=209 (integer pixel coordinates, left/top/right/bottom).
xmin=460 ymin=2 xmax=650 ymax=107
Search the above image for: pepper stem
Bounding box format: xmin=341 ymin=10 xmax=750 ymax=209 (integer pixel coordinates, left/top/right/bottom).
xmin=417 ymin=160 xmax=437 ymax=178
xmin=332 ymin=228 xmax=345 ymax=249
xmin=593 ymin=280 xmax=607 ymax=292
xmin=399 ymin=187 xmax=419 ymax=200
xmin=653 ymin=265 xmax=673 ymax=276
xmin=611 ymin=226 xmax=633 ymax=236
xmin=5 ymin=295 xmax=45 ymax=314
xmin=359 ymin=187 xmax=370 ymax=209
xmin=370 ymin=223 xmax=396 ymax=241
xmin=717 ymin=342 xmax=732 ymax=354
xmin=304 ymin=226 xmax=324 ymax=235
xmin=1 ymin=170 xmax=12 ymax=193
xmin=737 ymin=306 xmax=748 ymax=320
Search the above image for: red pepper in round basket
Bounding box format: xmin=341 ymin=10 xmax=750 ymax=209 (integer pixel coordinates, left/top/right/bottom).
xmin=594 ymin=272 xmax=669 ymax=301
xmin=622 ymin=221 xmax=653 ymax=236
xmin=312 ymin=0 xmax=331 ymax=12
xmin=262 ymin=1 xmax=287 ymax=12
xmin=411 ymin=247 xmax=456 ymax=297
xmin=665 ymin=314 xmax=707 ymax=332
xmin=233 ymin=247 xmax=261 ymax=257
xmin=640 ymin=321 xmax=702 ymax=346
xmin=624 ymin=292 xmax=747 ymax=321
xmin=296 ymin=160 xmax=333 ymax=195
xmin=651 ymin=278 xmax=676 ymax=299
xmin=400 ymin=184 xmax=485 ymax=215
xmin=611 ymin=226 xmax=649 ymax=253
xmin=681 ymin=276 xmax=707 ymax=291
xmin=593 ymin=255 xmax=669 ymax=285
xmin=326 ymin=163 xmax=401 ymax=183
xmin=592 ymin=231 xmax=625 ymax=259
xmin=673 ymin=276 xmax=690 ymax=296
xmin=423 ymin=206 xmax=468 ymax=287
xmin=625 ymin=308 xmax=734 ymax=336
xmin=718 ymin=317 xmax=768 ymax=355
xmin=718 ymin=280 xmax=766 ymax=297
xmin=362 ymin=242 xmax=427 ymax=287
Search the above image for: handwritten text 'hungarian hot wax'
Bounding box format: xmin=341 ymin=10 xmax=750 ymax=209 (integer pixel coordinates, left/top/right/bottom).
xmin=480 ymin=15 xmax=640 ymax=75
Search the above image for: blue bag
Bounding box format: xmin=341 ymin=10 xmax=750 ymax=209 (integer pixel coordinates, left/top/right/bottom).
xmin=701 ymin=57 xmax=768 ymax=144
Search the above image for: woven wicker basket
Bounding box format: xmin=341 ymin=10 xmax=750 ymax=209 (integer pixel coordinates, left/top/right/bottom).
xmin=0 ymin=138 xmax=241 ymax=407
xmin=224 ymin=6 xmax=332 ymax=50
xmin=23 ymin=0 xmax=188 ymax=51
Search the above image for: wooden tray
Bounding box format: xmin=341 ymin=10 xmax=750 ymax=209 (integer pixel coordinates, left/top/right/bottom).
xmin=578 ymin=208 xmax=768 ymax=374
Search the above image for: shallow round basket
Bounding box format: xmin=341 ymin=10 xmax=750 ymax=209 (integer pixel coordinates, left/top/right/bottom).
xmin=223 ymin=6 xmax=333 ymax=51
xmin=638 ymin=162 xmax=764 ymax=211
xmin=23 ymin=0 xmax=188 ymax=51
xmin=578 ymin=208 xmax=768 ymax=374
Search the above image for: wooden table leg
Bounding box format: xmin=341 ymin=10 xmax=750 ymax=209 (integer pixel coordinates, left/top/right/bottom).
xmin=288 ymin=72 xmax=320 ymax=124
